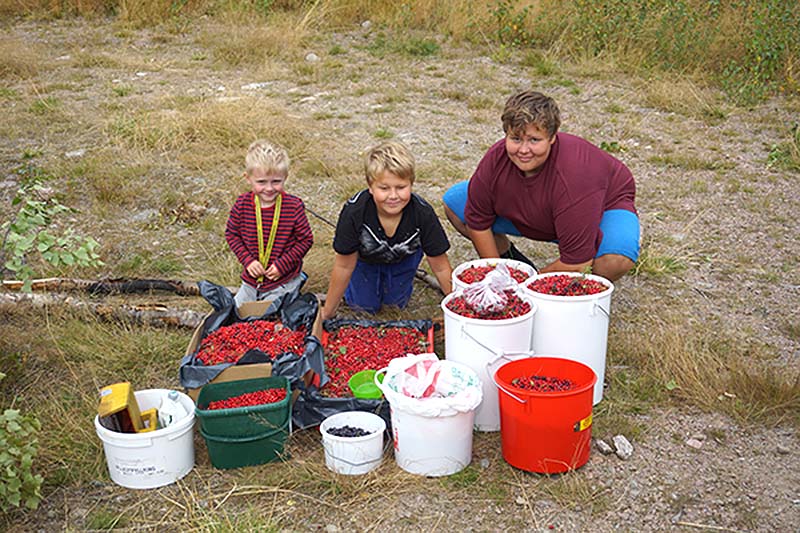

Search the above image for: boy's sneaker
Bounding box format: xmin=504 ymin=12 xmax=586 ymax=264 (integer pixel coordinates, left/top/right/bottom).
xmin=500 ymin=242 xmax=537 ymax=270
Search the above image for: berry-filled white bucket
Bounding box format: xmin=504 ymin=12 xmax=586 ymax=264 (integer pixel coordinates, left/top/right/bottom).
xmin=320 ymin=411 xmax=386 ymax=475
xmin=520 ymin=272 xmax=614 ymax=405
xmin=451 ymin=258 xmax=537 ymax=292
xmin=441 ymin=289 xmax=536 ymax=431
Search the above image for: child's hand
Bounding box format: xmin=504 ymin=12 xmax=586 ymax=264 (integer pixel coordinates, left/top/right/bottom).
xmin=246 ymin=260 xmax=267 ymax=279
xmin=265 ymin=264 xmax=281 ymax=282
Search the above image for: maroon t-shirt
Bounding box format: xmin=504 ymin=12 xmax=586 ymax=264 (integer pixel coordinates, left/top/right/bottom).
xmin=465 ymin=133 xmax=636 ymax=264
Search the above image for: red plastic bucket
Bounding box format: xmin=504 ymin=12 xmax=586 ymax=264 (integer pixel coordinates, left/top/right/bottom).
xmin=495 ymin=357 xmax=596 ymax=474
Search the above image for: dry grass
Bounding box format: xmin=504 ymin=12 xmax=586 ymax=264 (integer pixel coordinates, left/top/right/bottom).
xmin=0 ymin=36 xmax=43 ymax=79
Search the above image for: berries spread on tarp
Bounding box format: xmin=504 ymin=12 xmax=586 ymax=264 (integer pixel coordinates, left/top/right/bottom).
xmin=323 ymin=325 xmax=429 ymax=397
xmin=511 ymin=375 xmax=575 ymax=392
xmin=446 ymin=290 xmax=531 ymax=320
xmin=326 ymin=425 xmax=373 ymax=438
xmin=457 ymin=264 xmax=530 ymax=284
xmin=196 ymin=320 xmax=306 ymax=365
xmin=205 ymin=388 xmax=287 ymax=410
xmin=527 ymin=274 xmax=607 ymax=296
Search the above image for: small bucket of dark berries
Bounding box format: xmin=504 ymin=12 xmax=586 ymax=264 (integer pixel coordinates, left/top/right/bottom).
xmin=319 ymin=411 xmax=387 ymax=475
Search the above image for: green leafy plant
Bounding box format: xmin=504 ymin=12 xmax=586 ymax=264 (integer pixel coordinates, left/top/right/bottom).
xmin=489 ymin=0 xmax=532 ymax=47
xmin=0 ymin=373 xmax=44 ymax=512
xmin=1 ymin=162 xmax=103 ymax=291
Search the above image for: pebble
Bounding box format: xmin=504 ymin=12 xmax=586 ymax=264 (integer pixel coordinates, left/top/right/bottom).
xmin=595 ymin=438 xmax=614 ymax=455
xmin=361 ymin=20 xmax=372 ymax=29
xmin=515 ymin=496 xmax=526 ymax=505
xmin=241 ymin=82 xmax=272 ymax=90
xmin=324 ymin=525 xmax=339 ymax=533
xmin=65 ymin=149 xmax=86 ymax=158
xmin=479 ymin=458 xmax=490 ymax=469
xmin=776 ymin=444 xmax=790 ymax=455
xmin=305 ymin=52 xmax=320 ymax=62
xmin=686 ymin=438 xmax=704 ymax=450
xmin=613 ymin=434 xmax=634 ymax=460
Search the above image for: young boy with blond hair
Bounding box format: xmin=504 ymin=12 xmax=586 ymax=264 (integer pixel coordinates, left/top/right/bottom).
xmin=226 ymin=139 xmax=314 ymax=308
xmin=322 ymin=141 xmax=453 ymax=319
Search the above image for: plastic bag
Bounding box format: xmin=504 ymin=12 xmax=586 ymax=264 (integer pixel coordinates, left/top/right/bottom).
xmin=461 ymin=263 xmax=518 ymax=312
xmin=377 ymin=354 xmax=483 ymax=417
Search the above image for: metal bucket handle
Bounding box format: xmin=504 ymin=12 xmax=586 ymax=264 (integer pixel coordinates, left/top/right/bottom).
xmin=590 ymin=298 xmax=610 ymax=318
xmin=487 ymin=352 xmax=538 ymax=405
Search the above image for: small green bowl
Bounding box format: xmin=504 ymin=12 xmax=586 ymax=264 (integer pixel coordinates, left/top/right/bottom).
xmin=348 ymin=370 xmax=384 ymax=400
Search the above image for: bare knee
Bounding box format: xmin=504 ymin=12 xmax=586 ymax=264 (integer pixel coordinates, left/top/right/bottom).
xmin=593 ymin=254 xmax=635 ymax=282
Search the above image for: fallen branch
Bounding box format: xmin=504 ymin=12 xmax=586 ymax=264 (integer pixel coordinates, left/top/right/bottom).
xmin=2 ymin=277 xmax=206 ymax=295
xmin=0 ymin=292 xmax=206 ymax=329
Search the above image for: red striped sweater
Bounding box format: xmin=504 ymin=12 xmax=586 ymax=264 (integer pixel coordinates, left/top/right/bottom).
xmin=225 ymin=191 xmax=314 ymax=292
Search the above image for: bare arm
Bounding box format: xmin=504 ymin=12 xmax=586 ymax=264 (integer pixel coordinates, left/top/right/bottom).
xmin=469 ymin=227 xmax=500 ymax=258
xmin=426 ymin=253 xmax=453 ymax=294
xmin=538 ymin=257 xmax=593 ymax=274
xmin=321 ymin=252 xmax=358 ymax=320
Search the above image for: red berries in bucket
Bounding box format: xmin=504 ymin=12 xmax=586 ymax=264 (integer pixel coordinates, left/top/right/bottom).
xmin=205 ymin=388 xmax=287 ymax=410
xmin=445 ymin=290 xmax=531 ymax=320
xmin=457 ymin=264 xmax=530 ymax=284
xmin=526 ymin=274 xmax=608 ymax=296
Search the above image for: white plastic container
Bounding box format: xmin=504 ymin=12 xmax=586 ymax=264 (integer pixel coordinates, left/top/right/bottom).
xmin=441 ymin=290 xmax=536 ymax=431
xmin=320 ymin=411 xmax=386 ymax=475
xmin=452 ymin=258 xmax=537 ymax=292
xmin=94 ymin=389 xmax=195 ymax=489
xmin=376 ymin=360 xmax=482 ymax=477
xmin=158 ymin=390 xmax=189 ymax=429
xmin=520 ymin=272 xmax=614 ymax=404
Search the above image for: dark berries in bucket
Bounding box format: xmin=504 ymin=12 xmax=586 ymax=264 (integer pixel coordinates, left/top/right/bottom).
xmin=527 ymin=275 xmax=607 ymax=296
xmin=446 ymin=290 xmax=531 ymax=320
xmin=511 ymin=375 xmax=574 ymax=392
xmin=458 ymin=265 xmax=530 ymax=284
xmin=327 ymin=425 xmax=373 ymax=438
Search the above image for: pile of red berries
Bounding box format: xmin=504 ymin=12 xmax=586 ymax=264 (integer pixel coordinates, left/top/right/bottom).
xmin=205 ymin=388 xmax=287 ymax=410
xmin=527 ymin=274 xmax=608 ymax=296
xmin=457 ymin=264 xmax=530 ymax=284
xmin=446 ymin=290 xmax=531 ymax=320
xmin=323 ymin=325 xmax=429 ymax=397
xmin=196 ymin=320 xmax=306 ymax=365
xmin=510 ymin=375 xmax=575 ymax=392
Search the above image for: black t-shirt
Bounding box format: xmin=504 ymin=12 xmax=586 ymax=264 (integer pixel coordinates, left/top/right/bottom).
xmin=333 ymin=190 xmax=450 ymax=264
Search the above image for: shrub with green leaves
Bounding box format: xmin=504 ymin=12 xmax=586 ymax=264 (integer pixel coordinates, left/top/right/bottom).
xmin=0 ymin=373 xmax=43 ymax=512
xmin=1 ymin=162 xmax=103 ymax=291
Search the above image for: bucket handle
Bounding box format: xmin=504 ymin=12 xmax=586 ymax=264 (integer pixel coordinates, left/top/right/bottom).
xmin=459 ymin=323 xmax=506 ymax=357
xmin=489 ymin=357 xmax=534 ymax=405
xmin=484 ymin=351 xmax=534 ymax=382
xmin=322 ymin=429 xmax=392 ymax=468
xmin=374 ymin=368 xmax=387 ymax=392
xmin=590 ymin=299 xmax=610 ymax=318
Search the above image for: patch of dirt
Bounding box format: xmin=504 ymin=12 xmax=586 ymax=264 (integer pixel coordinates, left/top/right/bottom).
xmin=1 ymin=16 xmax=798 ymax=533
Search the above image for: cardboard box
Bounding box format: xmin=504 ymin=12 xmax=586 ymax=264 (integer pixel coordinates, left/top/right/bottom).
xmin=184 ymin=299 xmax=322 ymax=401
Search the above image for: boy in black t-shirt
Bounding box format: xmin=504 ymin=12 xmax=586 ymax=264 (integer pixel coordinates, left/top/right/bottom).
xmin=321 ymin=141 xmax=453 ymax=319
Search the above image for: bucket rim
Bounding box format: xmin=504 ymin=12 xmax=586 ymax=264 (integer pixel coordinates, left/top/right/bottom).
xmin=320 ymin=411 xmax=387 ymax=443
xmin=94 ymin=389 xmax=196 ymax=440
xmin=520 ymin=272 xmax=614 ymax=302
xmin=440 ymin=290 xmax=537 ymax=325
xmin=494 ymin=356 xmax=597 ymax=398
xmin=453 ymin=258 xmax=537 ymax=283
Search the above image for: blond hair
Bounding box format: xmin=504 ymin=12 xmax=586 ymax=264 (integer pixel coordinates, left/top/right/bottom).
xmin=501 ymin=90 xmax=561 ymax=138
xmin=364 ymin=141 xmax=415 ymax=185
xmin=245 ymin=139 xmax=289 ymax=177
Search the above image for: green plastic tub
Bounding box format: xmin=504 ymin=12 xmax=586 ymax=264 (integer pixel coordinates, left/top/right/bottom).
xmin=199 ymin=423 xmax=290 ymax=469
xmin=195 ymin=376 xmax=290 ymax=439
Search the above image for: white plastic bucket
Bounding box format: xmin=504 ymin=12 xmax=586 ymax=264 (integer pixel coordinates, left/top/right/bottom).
xmin=441 ymin=290 xmax=536 ymax=431
xmin=376 ymin=360 xmax=481 ymax=477
xmin=319 ymin=411 xmax=386 ymax=475
xmin=94 ymin=389 xmax=195 ymax=489
xmin=520 ymin=272 xmax=614 ymax=404
xmin=452 ymin=258 xmax=537 ymax=292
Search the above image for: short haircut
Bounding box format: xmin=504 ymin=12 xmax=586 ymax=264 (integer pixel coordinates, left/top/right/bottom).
xmin=364 ymin=141 xmax=415 ymax=184
xmin=245 ymin=139 xmax=289 ymax=177
xmin=501 ymin=90 xmax=561 ymax=138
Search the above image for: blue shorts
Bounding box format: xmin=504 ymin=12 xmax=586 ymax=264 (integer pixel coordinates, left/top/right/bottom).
xmin=443 ymin=180 xmax=640 ymax=262
xmin=345 ymin=248 xmax=424 ymax=314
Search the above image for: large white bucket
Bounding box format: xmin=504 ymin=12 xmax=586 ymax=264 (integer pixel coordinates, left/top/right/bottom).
xmin=441 ymin=291 xmax=536 ymax=431
xmin=376 ymin=360 xmax=482 ymax=477
xmin=452 ymin=258 xmax=537 ymax=292
xmin=520 ymin=272 xmax=614 ymax=405
xmin=94 ymin=389 xmax=195 ymax=489
xmin=319 ymin=411 xmax=386 ymax=475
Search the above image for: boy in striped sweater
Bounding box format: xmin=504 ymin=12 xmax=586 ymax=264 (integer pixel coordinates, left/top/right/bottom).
xmin=225 ymin=140 xmax=314 ymax=308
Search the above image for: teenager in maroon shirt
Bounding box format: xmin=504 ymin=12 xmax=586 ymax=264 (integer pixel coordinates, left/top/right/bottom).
xmin=226 ymin=140 xmax=313 ymax=308
xmin=443 ymin=90 xmax=639 ymax=281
